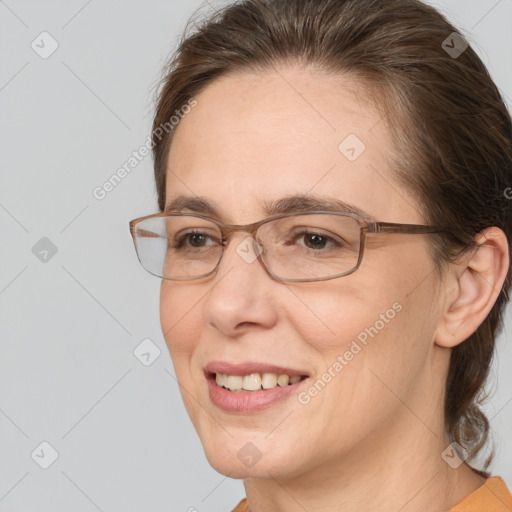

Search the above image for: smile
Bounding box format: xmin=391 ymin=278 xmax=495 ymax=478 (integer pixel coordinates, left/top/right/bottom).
xmin=204 ymin=362 xmax=310 ymax=413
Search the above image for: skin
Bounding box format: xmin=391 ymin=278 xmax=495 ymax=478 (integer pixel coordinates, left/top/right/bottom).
xmin=159 ymin=65 xmax=509 ymax=512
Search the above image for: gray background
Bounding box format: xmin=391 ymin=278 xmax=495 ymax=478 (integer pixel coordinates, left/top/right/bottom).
xmin=0 ymin=1 xmax=511 ymax=511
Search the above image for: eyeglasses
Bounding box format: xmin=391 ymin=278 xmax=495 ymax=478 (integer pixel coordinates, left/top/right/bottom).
xmin=128 ymin=210 xmax=453 ymax=283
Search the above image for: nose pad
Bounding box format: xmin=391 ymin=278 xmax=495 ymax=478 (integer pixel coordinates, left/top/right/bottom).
xmin=234 ymin=236 xmax=264 ymax=264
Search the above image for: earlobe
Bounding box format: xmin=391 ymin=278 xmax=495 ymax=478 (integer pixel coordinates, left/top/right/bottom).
xmin=435 ymin=227 xmax=510 ymax=349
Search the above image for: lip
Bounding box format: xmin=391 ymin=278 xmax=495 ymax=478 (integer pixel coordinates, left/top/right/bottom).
xmin=205 ymin=361 xmax=309 ymax=377
xmin=204 ymin=361 xmax=310 ymax=414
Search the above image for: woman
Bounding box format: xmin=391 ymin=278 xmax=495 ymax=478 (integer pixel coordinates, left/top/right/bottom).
xmin=129 ymin=0 xmax=512 ymax=510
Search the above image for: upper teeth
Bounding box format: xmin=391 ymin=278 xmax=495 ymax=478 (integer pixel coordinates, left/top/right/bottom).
xmin=216 ymin=373 xmax=303 ymax=392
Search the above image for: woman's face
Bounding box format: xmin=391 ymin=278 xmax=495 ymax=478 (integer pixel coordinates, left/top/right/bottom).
xmin=160 ymin=66 xmax=444 ymax=479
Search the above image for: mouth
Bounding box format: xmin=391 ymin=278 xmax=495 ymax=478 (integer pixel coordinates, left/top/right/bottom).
xmin=204 ymin=362 xmax=310 ymax=413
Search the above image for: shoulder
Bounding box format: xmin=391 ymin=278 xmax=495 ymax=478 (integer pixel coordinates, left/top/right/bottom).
xmin=449 ymin=476 xmax=512 ymax=512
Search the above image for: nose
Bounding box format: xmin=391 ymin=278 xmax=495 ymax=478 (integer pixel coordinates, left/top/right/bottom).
xmin=202 ymin=234 xmax=279 ymax=336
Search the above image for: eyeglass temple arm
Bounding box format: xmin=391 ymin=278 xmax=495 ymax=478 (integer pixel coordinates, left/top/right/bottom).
xmin=367 ymin=221 xmax=453 ymax=235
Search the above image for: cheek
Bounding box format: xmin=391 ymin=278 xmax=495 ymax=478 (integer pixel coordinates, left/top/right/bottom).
xmin=159 ymin=282 xmax=207 ymax=423
xmin=288 ymin=289 xmax=435 ymax=460
xmin=159 ymin=282 xmax=203 ymax=362
xmin=293 ymin=250 xmax=437 ymax=405
xmin=287 ymin=270 xmax=407 ymax=357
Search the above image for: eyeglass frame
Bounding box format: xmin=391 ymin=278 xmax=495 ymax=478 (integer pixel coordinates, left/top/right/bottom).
xmin=128 ymin=210 xmax=457 ymax=283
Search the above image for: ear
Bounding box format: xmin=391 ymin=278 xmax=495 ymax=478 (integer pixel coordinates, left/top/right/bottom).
xmin=435 ymin=227 xmax=510 ymax=348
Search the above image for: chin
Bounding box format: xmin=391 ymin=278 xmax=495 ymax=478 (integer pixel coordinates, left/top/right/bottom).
xmin=199 ymin=431 xmax=308 ymax=480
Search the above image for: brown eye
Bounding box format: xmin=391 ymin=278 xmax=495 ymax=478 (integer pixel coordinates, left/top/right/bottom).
xmin=187 ymin=233 xmax=209 ymax=247
xmin=173 ymin=230 xmax=220 ymax=249
xmin=285 ymin=229 xmax=342 ymax=252
xmin=303 ymin=234 xmax=328 ymax=249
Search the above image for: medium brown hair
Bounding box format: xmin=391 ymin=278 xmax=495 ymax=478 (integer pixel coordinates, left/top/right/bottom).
xmin=151 ymin=0 xmax=512 ymax=466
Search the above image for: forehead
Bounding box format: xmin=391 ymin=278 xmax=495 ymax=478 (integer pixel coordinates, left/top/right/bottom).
xmin=165 ymin=66 xmax=422 ymax=224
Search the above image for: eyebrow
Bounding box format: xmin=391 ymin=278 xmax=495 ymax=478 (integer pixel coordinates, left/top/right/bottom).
xmin=164 ymin=194 xmax=375 ymax=221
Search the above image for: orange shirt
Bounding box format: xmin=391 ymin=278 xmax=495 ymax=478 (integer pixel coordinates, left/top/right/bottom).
xmin=231 ymin=476 xmax=512 ymax=511
xmin=449 ymin=477 xmax=512 ymax=512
